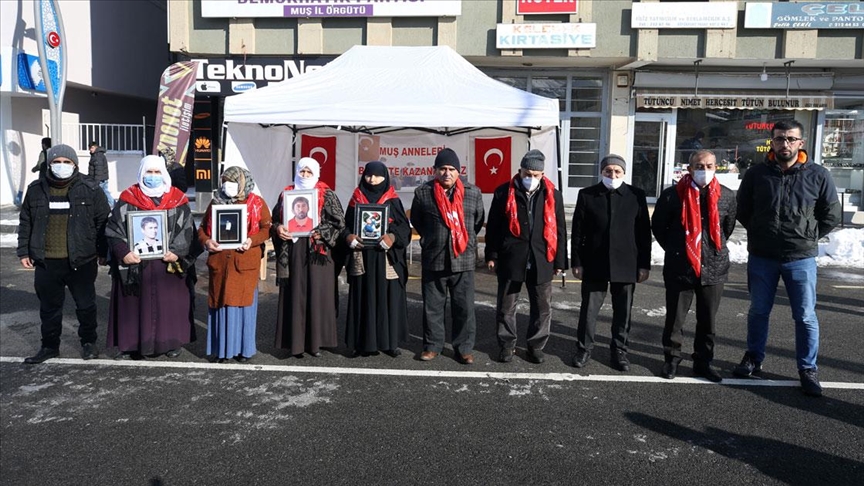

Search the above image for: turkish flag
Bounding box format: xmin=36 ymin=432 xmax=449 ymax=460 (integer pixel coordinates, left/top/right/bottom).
xmin=301 ymin=135 xmax=337 ymax=189
xmin=474 ymin=136 xmax=512 ymax=193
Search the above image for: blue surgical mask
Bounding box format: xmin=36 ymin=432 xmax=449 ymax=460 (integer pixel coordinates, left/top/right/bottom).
xmin=50 ymin=163 xmax=75 ymax=179
xmin=143 ymin=175 xmax=163 ymax=188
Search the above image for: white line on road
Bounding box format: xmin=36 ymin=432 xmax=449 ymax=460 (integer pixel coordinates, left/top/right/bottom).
xmin=2 ymin=356 xmax=863 ymax=390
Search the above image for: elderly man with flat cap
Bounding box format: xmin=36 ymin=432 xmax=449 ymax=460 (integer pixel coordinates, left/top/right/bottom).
xmin=410 ymin=148 xmax=485 ymax=365
xmin=17 ymin=144 xmax=110 ymax=364
xmin=485 ymin=149 xmax=567 ymax=364
xmin=570 ymin=154 xmax=651 ymax=371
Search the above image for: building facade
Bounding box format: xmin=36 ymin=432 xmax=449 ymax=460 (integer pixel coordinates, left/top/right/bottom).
xmin=170 ymin=0 xmax=863 ymax=214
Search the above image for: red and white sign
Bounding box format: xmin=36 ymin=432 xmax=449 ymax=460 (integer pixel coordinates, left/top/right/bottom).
xmin=474 ymin=137 xmax=512 ymax=193
xmin=356 ymin=133 xmax=469 ymax=192
xmin=46 ymin=31 xmax=60 ymax=48
xmin=517 ymin=0 xmax=578 ymax=15
xmin=301 ymin=135 xmax=337 ymax=189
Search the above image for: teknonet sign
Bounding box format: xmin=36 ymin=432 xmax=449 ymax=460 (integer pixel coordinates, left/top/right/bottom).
xmin=517 ymin=0 xmax=578 ymax=15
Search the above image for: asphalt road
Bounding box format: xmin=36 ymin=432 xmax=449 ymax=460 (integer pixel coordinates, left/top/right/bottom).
xmin=1 ymin=247 xmax=863 ymax=485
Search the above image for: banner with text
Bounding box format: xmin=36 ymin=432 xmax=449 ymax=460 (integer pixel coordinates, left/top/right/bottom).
xmin=301 ymin=135 xmax=338 ymax=189
xmin=153 ymin=61 xmax=199 ymax=166
xmin=357 ymin=133 xmax=468 ymax=192
xmin=202 ymin=0 xmax=462 ymax=18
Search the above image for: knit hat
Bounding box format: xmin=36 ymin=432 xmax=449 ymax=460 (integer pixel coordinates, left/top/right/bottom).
xmin=46 ymin=144 xmax=79 ymax=166
xmin=600 ymin=154 xmax=626 ymax=173
xmin=520 ymin=149 xmax=545 ymax=172
xmin=434 ymin=148 xmax=461 ymax=172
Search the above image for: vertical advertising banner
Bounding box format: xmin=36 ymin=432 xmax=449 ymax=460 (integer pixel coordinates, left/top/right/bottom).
xmin=34 ymin=0 xmax=67 ymax=142
xmin=192 ymin=99 xmax=213 ymax=193
xmin=300 ymin=135 xmax=337 ymax=189
xmin=153 ymin=61 xmax=199 ymax=165
xmin=474 ymin=137 xmax=512 ymax=193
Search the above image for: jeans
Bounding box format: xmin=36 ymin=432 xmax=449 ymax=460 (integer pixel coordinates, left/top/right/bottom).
xmin=746 ymin=255 xmax=819 ymax=370
xmin=99 ymin=180 xmax=115 ymax=208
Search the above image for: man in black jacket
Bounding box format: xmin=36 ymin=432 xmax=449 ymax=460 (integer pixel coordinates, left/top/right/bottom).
xmin=485 ymin=149 xmax=568 ymax=364
xmin=571 ymin=154 xmax=652 ymax=371
xmin=17 ymin=144 xmax=110 ymax=364
xmin=652 ymin=150 xmax=736 ymax=382
xmin=88 ymin=141 xmax=114 ymax=207
xmin=734 ymin=120 xmax=840 ymax=397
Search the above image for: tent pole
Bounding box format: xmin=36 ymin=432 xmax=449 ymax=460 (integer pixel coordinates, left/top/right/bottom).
xmin=555 ymin=125 xmax=563 ymax=190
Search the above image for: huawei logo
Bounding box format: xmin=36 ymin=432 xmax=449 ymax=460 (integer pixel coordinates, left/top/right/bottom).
xmin=195 ymin=137 xmax=211 ymax=149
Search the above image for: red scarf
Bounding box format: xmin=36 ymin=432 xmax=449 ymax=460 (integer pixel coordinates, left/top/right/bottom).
xmin=505 ymin=175 xmax=558 ymax=262
xmin=677 ymin=174 xmax=721 ymax=278
xmin=120 ymin=185 xmax=188 ymax=210
xmin=201 ymin=193 xmax=264 ymax=238
xmin=283 ymin=181 xmax=330 ymax=255
xmin=432 ymin=178 xmax=468 ymax=258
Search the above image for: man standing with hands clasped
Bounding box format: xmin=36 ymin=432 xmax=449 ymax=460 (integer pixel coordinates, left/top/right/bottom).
xmin=570 ymin=154 xmax=651 ymax=372
xmin=734 ymin=120 xmax=840 ymax=397
xmin=485 ymin=149 xmax=567 ymax=364
xmin=410 ymin=148 xmax=485 ymax=365
xmin=652 ymin=149 xmax=736 ymax=382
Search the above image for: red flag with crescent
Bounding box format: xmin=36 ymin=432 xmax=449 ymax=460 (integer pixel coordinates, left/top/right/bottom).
xmin=301 ymin=135 xmax=337 ymax=189
xmin=474 ymin=136 xmax=512 ymax=193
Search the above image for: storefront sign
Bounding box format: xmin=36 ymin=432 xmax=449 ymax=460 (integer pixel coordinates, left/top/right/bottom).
xmin=193 ymin=57 xmax=334 ymax=96
xmin=517 ymin=0 xmax=578 ymax=15
xmin=201 ymin=0 xmax=462 ymax=18
xmin=745 ymin=2 xmax=864 ymax=29
xmin=496 ymin=23 xmax=596 ymax=49
xmin=631 ymin=2 xmax=737 ymax=29
xmin=635 ymin=91 xmax=834 ymax=110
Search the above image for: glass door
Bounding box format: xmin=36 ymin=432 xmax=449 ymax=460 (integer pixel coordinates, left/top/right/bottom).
xmin=632 ymin=112 xmax=677 ymax=200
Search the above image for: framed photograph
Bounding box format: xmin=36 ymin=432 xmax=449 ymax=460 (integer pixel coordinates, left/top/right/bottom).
xmin=211 ymin=204 xmax=247 ymax=250
xmin=127 ymin=210 xmax=168 ymax=260
xmin=354 ymin=204 xmax=389 ymax=243
xmin=282 ymin=189 xmax=319 ymax=237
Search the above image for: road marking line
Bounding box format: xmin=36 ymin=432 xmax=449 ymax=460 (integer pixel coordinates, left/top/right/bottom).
xmin=2 ymin=357 xmax=862 ymax=390
xmin=833 ymin=285 xmax=864 ymax=289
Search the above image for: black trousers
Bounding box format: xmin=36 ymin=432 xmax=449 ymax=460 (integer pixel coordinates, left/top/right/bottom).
xmin=33 ymin=258 xmax=99 ymax=349
xmin=577 ymin=280 xmax=634 ymax=353
xmin=421 ymin=269 xmax=476 ymax=356
xmin=496 ymin=269 xmax=552 ymax=351
xmin=662 ymin=283 xmax=723 ymax=362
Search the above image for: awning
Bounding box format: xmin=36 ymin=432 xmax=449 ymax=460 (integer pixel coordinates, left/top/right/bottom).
xmin=635 ymin=89 xmax=833 ymax=110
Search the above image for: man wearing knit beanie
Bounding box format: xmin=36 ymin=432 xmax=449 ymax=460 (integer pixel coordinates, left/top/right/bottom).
xmin=485 ymin=149 xmax=568 ymax=364
xmin=410 ymin=148 xmax=485 ymax=365
xmin=17 ymin=143 xmax=110 ymax=364
xmin=570 ymin=153 xmax=651 ymax=372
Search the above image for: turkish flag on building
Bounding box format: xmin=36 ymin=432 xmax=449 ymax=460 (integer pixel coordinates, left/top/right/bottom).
xmin=474 ymin=136 xmax=512 ymax=193
xmin=300 ymin=135 xmax=337 ymax=189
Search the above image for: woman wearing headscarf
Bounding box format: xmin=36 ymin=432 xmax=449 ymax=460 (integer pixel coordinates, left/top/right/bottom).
xmin=272 ymin=157 xmax=345 ymax=357
xmin=105 ymin=155 xmax=196 ymax=359
xmin=343 ymin=161 xmax=411 ymax=357
xmin=199 ymin=166 xmax=272 ymax=363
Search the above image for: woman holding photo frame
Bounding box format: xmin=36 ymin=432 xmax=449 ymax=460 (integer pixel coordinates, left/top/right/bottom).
xmin=272 ymin=157 xmax=345 ymax=358
xmin=104 ymin=155 xmax=196 ymax=359
xmin=199 ymin=166 xmax=272 ymax=363
xmin=343 ymin=161 xmax=410 ymax=357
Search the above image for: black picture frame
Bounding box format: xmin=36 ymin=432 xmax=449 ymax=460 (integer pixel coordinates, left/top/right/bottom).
xmin=354 ymin=204 xmax=389 ymax=243
xmin=211 ymin=204 xmax=247 ymax=249
xmin=126 ymin=210 xmax=168 ymax=260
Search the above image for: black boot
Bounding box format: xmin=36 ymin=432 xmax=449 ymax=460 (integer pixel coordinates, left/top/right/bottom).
xmin=661 ymin=356 xmax=682 ymax=379
xmin=24 ymin=347 xmax=59 ymax=364
xmin=694 ymin=360 xmax=723 ymax=383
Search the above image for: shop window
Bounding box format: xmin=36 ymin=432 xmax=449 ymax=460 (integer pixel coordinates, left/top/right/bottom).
xmin=568 ymin=117 xmax=602 ymax=187
xmin=531 ymin=76 xmax=568 ymax=113
xmin=570 ymin=79 xmax=602 ymax=112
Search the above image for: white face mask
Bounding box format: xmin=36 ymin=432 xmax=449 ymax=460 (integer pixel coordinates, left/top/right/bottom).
xmin=522 ymin=177 xmax=540 ymax=192
xmin=222 ymin=181 xmax=239 ymax=198
xmin=50 ymin=163 xmax=75 ymax=179
xmin=692 ymin=169 xmax=715 ymax=187
xmin=602 ymin=176 xmax=624 ymax=190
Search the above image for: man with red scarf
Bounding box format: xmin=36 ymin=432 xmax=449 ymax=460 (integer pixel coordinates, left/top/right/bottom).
xmin=485 ymin=149 xmax=567 ymax=364
xmin=410 ymin=148 xmax=485 ymax=365
xmin=652 ymin=150 xmax=737 ymax=382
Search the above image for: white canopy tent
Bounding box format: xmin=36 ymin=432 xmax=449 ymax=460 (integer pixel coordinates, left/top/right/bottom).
xmin=222 ymin=45 xmax=561 ymax=207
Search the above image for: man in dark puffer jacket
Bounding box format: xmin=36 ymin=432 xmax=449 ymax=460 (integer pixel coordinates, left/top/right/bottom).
xmin=733 ymin=119 xmax=841 ymax=398
xmin=18 ymin=144 xmax=110 ymax=364
xmin=88 ymin=141 xmax=114 ymax=207
xmin=653 ymin=150 xmax=736 ymax=383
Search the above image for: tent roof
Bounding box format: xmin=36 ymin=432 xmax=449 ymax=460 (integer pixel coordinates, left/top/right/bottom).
xmin=223 ymin=45 xmax=559 ymax=128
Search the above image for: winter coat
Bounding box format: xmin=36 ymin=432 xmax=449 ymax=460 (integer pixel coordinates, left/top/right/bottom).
xmin=485 ymin=180 xmax=568 ymax=283
xmin=570 ymin=182 xmax=652 ymax=283
xmin=410 ymin=180 xmax=485 ymax=273
xmin=737 ymin=151 xmax=841 ymax=261
xmin=652 ymin=183 xmax=737 ymax=288
xmin=88 ymin=147 xmax=109 ymax=182
xmin=17 ymin=174 xmax=110 ymax=268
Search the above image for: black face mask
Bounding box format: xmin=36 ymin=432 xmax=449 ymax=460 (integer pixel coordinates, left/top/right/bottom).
xmin=360 ymin=161 xmax=390 ymax=202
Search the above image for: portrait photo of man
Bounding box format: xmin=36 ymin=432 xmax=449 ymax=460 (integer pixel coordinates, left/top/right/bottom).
xmin=287 ymin=196 xmax=314 ymax=235
xmin=133 ymin=216 xmax=164 ymax=256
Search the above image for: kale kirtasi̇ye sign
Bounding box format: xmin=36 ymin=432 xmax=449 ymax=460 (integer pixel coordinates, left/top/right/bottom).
xmin=745 ymin=2 xmax=864 ymax=29
xmin=497 ymin=23 xmax=596 ymax=49
xmin=201 ymin=0 xmax=461 ymax=18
